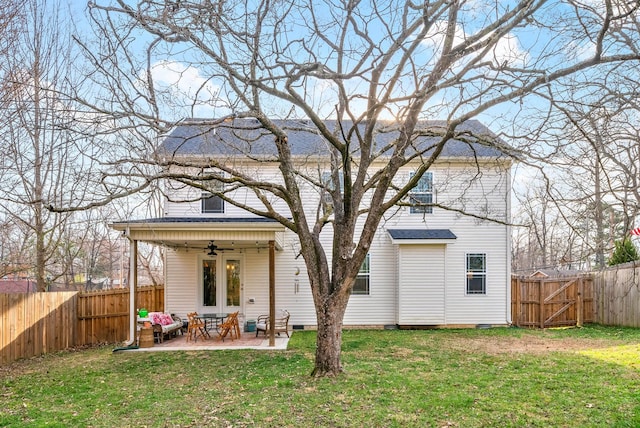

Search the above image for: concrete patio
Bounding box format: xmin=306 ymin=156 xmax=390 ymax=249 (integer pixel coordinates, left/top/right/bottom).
xmin=121 ymin=330 xmax=291 ymax=352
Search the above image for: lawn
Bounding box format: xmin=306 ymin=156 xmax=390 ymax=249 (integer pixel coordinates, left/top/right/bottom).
xmin=1 ymin=325 xmax=639 ymax=427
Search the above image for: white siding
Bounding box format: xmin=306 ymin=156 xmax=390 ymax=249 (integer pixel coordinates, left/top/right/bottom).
xmin=273 ymin=232 xmax=317 ymax=326
xmin=397 ymin=245 xmax=446 ymax=324
xmin=164 ymin=167 xmax=291 ymax=218
xmin=343 ymin=230 xmax=397 ymax=325
xmin=164 ymin=250 xmax=198 ymax=319
xmin=159 ymin=157 xmax=511 ymax=327
xmin=442 ymin=225 xmax=510 ymax=325
xmin=164 ymin=242 xmax=315 ymax=327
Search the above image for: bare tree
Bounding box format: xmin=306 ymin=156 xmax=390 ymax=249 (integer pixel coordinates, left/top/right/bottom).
xmin=0 ymin=1 xmax=23 ymax=108
xmin=70 ymin=0 xmax=640 ymax=375
xmin=0 ymin=0 xmax=103 ymax=291
xmin=514 ymin=65 xmax=640 ymax=272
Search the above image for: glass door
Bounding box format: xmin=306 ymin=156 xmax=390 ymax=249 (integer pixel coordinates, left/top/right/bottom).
xmin=202 ymin=258 xmax=217 ymax=308
xmin=224 ymin=258 xmax=242 ymax=313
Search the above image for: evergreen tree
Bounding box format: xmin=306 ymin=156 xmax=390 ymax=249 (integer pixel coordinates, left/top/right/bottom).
xmin=607 ymin=237 xmax=639 ymax=266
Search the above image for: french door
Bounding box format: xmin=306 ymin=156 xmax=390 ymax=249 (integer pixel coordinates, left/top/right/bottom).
xmin=201 ymin=256 xmax=242 ymax=313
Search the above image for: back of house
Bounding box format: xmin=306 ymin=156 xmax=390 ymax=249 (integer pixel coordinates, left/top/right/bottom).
xmin=113 ymin=118 xmax=512 ymax=329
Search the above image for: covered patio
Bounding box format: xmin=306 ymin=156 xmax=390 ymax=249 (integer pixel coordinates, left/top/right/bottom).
xmin=110 ymin=217 xmax=289 ymax=349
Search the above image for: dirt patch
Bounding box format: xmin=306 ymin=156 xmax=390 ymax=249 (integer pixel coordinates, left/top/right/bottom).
xmin=445 ymin=335 xmax=623 ymax=355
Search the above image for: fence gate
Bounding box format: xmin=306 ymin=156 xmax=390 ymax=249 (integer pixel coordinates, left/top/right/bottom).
xmin=511 ymin=276 xmax=594 ymax=328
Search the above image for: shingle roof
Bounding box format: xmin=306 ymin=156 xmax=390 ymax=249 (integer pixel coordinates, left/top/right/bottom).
xmin=387 ymin=229 xmax=457 ymax=240
xmin=159 ymin=118 xmax=506 ymax=159
xmin=112 ymin=217 xmax=280 ymax=225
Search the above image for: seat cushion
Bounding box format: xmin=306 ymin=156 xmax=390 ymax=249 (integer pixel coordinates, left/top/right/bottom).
xmin=160 ymin=321 xmax=182 ymax=334
xmin=256 ymin=322 xmax=267 ymax=331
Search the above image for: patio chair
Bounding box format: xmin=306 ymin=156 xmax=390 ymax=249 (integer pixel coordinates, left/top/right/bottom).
xmin=186 ymin=312 xmax=209 ymax=342
xmin=256 ymin=309 xmax=290 ymax=337
xmin=217 ymin=311 xmax=240 ymax=341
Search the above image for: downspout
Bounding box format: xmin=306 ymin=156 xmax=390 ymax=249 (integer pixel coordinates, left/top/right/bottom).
xmin=506 ymin=163 xmax=513 ymax=325
xmin=114 ymin=228 xmax=139 ymax=351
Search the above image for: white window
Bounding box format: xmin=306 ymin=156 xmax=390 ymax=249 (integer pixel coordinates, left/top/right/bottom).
xmin=466 ymin=253 xmax=486 ymax=295
xmin=352 ymin=254 xmax=370 ymax=295
xmin=200 ymin=171 xmax=225 ymax=213
xmin=321 ymin=170 xmax=344 ymax=206
xmin=201 ymin=192 xmax=224 ymax=213
xmin=409 ymin=171 xmax=433 ymax=214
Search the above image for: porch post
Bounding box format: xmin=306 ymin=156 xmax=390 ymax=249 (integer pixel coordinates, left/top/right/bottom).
xmin=131 ymin=239 xmax=138 ymax=316
xmin=127 ymin=237 xmax=138 ymax=346
xmin=269 ymin=240 xmax=275 ymax=347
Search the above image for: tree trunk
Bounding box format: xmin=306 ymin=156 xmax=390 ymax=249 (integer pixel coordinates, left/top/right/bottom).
xmin=312 ymin=300 xmax=347 ymax=377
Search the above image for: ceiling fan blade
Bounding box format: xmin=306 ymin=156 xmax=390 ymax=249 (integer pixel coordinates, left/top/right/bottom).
xmin=206 ymin=241 xmax=218 ymax=255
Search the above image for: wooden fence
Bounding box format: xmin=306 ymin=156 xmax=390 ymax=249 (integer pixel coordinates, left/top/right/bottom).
xmin=1 ymin=285 xmax=163 ymax=365
xmin=592 ymin=261 xmax=640 ymax=327
xmin=77 ymin=285 xmax=164 ymax=345
xmin=0 ymin=292 xmax=78 ymax=365
xmin=511 ymin=276 xmax=594 ymax=328
xmin=5 ymin=269 xmax=640 ymax=363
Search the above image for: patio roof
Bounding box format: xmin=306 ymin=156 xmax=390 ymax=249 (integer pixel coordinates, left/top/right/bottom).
xmin=110 ymin=216 xmax=287 ymax=251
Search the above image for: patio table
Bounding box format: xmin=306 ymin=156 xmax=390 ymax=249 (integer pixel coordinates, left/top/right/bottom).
xmin=196 ymin=313 xmax=229 ymax=332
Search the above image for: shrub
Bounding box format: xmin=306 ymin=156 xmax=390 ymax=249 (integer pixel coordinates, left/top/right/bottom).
xmin=607 ymin=237 xmax=639 ymax=266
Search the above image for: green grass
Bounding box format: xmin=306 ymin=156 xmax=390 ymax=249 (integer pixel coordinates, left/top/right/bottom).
xmin=2 ymin=325 xmax=640 ymax=427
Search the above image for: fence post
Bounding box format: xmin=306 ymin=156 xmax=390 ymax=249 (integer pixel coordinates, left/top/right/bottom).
xmin=539 ymin=279 xmax=545 ymax=328
xmin=576 ymin=277 xmax=583 ymax=327
xmin=514 ymin=276 xmax=521 ymax=327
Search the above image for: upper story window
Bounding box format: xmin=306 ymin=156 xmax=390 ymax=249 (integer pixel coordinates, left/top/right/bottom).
xmin=409 ymin=171 xmax=433 ymax=214
xmin=352 ymin=253 xmax=370 ymax=295
xmin=466 ymin=253 xmax=486 ymax=295
xmin=321 ymin=170 xmax=344 ymax=205
xmin=200 ymin=171 xmax=225 ymax=214
xmin=201 ymin=192 xmax=224 ymax=213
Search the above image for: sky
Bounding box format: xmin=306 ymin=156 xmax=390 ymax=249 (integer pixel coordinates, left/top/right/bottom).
xmin=65 ymin=1 xmax=617 ymax=128
xmin=64 ymin=1 xmax=635 ymax=185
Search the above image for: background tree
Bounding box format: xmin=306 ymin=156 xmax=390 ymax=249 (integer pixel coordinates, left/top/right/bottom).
xmin=512 ymin=63 xmax=640 ymax=272
xmin=0 ymin=1 xmax=23 ymax=107
xmin=0 ymin=0 xmax=92 ymax=290
xmin=608 ymin=237 xmax=639 ymax=266
xmin=71 ymin=0 xmax=640 ymax=376
xmin=0 ymin=0 xmax=148 ymax=291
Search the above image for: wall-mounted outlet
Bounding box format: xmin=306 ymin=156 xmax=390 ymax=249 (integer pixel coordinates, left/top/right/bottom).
xmin=248 ymin=297 xmax=255 ymax=304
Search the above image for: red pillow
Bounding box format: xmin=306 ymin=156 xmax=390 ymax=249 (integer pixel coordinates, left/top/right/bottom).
xmin=148 ymin=312 xmax=163 ymax=324
xmin=159 ymin=314 xmax=174 ymax=326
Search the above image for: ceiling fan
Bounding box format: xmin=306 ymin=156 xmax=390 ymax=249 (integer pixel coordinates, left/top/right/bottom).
xmin=206 ymin=241 xmax=233 ymax=256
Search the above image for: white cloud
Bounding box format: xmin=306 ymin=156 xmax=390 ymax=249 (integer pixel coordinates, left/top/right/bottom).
xmin=563 ymin=39 xmax=596 ymax=62
xmin=151 ymin=60 xmax=217 ymax=96
xmin=422 ymin=21 xmax=530 ymax=69
xmin=147 ymin=60 xmax=228 ymax=118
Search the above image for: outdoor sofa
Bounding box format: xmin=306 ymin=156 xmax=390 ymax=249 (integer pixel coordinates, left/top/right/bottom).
xmin=144 ymin=312 xmax=183 ymax=343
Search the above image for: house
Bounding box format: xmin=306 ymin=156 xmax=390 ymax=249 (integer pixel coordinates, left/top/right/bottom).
xmin=112 ymin=118 xmax=512 ymax=330
xmin=529 ymin=269 xmax=585 ymax=278
xmin=0 ymin=280 xmax=37 ymax=293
